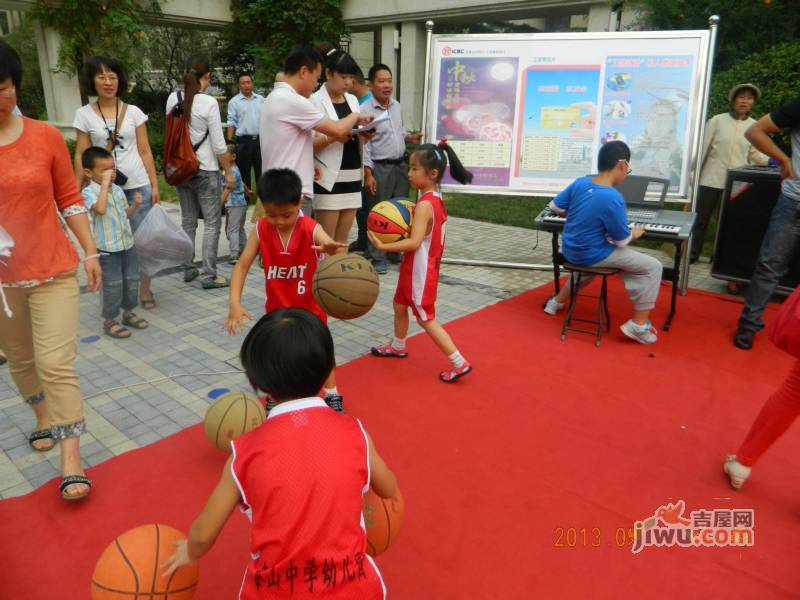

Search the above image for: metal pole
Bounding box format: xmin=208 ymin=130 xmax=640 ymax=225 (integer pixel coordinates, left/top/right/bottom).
xmin=441 ymin=258 xmax=554 ymax=271
xmin=680 ymin=14 xmax=720 ymax=294
xmin=420 ymin=20 xmax=435 ymax=142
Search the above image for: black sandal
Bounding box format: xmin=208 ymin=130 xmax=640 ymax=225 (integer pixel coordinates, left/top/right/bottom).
xmin=140 ymin=293 xmax=156 ymax=310
xmin=60 ymin=475 xmax=92 ymax=501
xmin=104 ymin=320 xmax=131 ymax=339
xmin=122 ymin=312 xmax=148 ymax=330
xmin=28 ymin=429 xmax=55 ymax=452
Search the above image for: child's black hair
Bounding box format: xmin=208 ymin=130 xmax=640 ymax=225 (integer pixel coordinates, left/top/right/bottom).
xmin=79 ymin=55 xmax=129 ymax=97
xmin=597 ymin=140 xmax=631 ymax=172
xmin=411 ymin=143 xmax=474 ymax=185
xmin=284 ymin=45 xmax=324 ymax=76
xmin=0 ymin=39 xmax=23 ymax=89
xmin=368 ymin=63 xmax=391 ymax=82
xmin=257 ymin=168 xmax=302 ymax=205
xmin=226 ymin=142 xmax=237 ymax=156
xmin=240 ymin=308 xmax=334 ymax=400
xmin=81 ymin=146 xmax=114 ymax=170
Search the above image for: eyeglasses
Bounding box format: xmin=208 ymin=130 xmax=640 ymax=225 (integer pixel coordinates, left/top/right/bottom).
xmin=0 ymin=85 xmax=16 ymax=98
xmin=619 ymin=159 xmax=632 ymax=175
xmin=95 ymin=75 xmax=119 ymax=83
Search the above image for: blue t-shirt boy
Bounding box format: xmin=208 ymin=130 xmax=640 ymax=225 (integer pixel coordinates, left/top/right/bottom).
xmin=552 ymin=176 xmax=631 ymax=265
xmin=221 ymin=165 xmax=247 ymax=208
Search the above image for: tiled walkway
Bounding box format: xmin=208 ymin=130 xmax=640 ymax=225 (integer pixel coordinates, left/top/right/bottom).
xmin=0 ymin=205 xmax=729 ymax=498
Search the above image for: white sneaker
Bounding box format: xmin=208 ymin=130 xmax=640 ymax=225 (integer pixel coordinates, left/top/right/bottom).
xmin=543 ymin=296 xmax=565 ymax=315
xmin=620 ymin=319 xmax=658 ymax=344
xmin=723 ymin=455 xmax=751 ymax=490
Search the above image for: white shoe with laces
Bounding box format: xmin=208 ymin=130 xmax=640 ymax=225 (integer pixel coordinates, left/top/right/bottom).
xmin=723 ymin=455 xmax=751 ymax=490
xmin=620 ymin=319 xmax=658 ymax=344
xmin=543 ymin=296 xmax=565 ymax=316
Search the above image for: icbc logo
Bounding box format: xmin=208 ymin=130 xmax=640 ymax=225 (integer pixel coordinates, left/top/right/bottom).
xmin=442 ymin=47 xmax=464 ymax=56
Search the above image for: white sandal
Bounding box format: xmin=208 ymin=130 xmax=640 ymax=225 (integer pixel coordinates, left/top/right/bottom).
xmin=723 ymin=455 xmax=751 ymax=490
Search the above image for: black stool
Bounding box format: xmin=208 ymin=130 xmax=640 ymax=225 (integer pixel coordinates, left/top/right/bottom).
xmin=560 ymin=263 xmax=619 ymax=347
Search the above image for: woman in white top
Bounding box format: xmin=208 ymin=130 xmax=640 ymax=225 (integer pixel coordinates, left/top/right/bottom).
xmin=310 ymin=50 xmax=366 ymax=247
xmin=165 ymin=55 xmax=235 ymax=289
xmin=692 ymin=83 xmax=769 ymax=263
xmin=72 ymin=56 xmax=160 ymax=308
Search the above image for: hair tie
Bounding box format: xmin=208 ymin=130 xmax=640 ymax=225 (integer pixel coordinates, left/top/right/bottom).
xmin=437 ymin=138 xmax=448 ymax=148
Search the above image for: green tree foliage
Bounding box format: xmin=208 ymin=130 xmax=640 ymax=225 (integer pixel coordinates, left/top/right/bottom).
xmin=28 ymin=0 xmax=160 ymax=80
xmin=629 ymin=0 xmax=800 ymax=71
xmin=221 ymin=0 xmax=347 ymax=85
xmin=3 ymin=16 xmax=47 ymax=118
xmin=708 ymin=39 xmax=800 ymax=147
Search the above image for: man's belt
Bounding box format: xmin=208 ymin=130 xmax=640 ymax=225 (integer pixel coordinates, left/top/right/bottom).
xmin=235 ymin=135 xmax=259 ymax=142
xmin=373 ymin=157 xmax=404 ymax=165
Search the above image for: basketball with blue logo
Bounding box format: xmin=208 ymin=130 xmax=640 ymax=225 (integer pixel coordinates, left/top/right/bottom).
xmin=368 ymin=198 xmax=415 ymax=244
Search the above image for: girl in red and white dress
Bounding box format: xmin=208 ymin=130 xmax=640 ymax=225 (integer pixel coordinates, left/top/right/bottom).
xmin=368 ymin=142 xmax=474 ymax=382
xmin=164 ymin=309 xmax=398 ymax=599
xmin=225 ymin=168 xmax=347 ymax=411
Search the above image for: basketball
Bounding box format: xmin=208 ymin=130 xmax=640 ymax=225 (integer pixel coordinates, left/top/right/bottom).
xmin=368 ymin=198 xmax=415 ymax=244
xmin=363 ymin=488 xmax=405 ymax=557
xmin=91 ymin=524 xmax=198 ymax=599
xmin=312 ymin=254 xmax=379 ymax=320
xmin=203 ymin=391 xmax=266 ymax=451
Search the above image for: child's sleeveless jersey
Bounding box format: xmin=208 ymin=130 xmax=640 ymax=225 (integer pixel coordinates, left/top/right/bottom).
xmin=257 ymin=216 xmax=326 ymax=322
xmin=231 ymin=398 xmax=386 ymax=599
xmin=397 ymin=191 xmax=447 ymax=308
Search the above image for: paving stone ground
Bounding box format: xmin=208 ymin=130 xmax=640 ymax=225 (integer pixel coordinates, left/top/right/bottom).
xmin=0 ymin=204 xmax=730 ymax=498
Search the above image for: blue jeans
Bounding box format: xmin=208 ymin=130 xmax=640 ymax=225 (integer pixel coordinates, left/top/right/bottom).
xmin=738 ymin=192 xmax=800 ymax=333
xmin=100 ymin=248 xmax=139 ymax=320
xmin=123 ymin=184 xmax=153 ymax=233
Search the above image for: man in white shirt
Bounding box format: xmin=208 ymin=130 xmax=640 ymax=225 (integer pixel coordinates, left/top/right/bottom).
xmin=226 ymin=73 xmax=264 ymax=190
xmin=259 ymin=45 xmax=371 ymax=216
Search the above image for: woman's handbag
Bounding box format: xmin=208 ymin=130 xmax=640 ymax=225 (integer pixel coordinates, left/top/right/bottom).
xmin=769 ymin=286 xmax=800 ymax=357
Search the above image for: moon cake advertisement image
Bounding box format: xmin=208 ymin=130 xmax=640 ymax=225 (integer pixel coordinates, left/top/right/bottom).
xmin=435 ymin=56 xmax=520 ymax=186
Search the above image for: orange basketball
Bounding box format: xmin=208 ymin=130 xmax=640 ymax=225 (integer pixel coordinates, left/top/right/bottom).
xmin=363 ymin=488 xmax=405 ymax=557
xmin=203 ymin=391 xmax=266 ymax=452
xmin=91 ymin=524 xmax=199 ymax=599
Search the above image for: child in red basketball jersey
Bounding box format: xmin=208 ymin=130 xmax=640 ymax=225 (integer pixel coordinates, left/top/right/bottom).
xmin=368 ymin=142 xmax=474 ymax=382
xmin=225 ymin=168 xmax=347 ymax=411
xmin=164 ymin=309 xmax=398 ymax=599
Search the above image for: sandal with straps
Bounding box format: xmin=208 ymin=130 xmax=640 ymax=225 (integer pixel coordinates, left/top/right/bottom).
xmin=122 ymin=312 xmax=148 ymax=330
xmin=28 ymin=428 xmax=55 ymax=452
xmin=104 ymin=320 xmax=131 ymax=339
xmin=140 ymin=293 xmax=156 ymax=310
xmin=60 ymin=474 xmax=92 ymax=501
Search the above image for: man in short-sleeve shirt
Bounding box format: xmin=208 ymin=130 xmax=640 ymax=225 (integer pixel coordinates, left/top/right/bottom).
xmin=226 ymin=73 xmax=264 ymax=190
xmin=258 ymin=45 xmax=370 ymax=217
xmin=734 ymin=97 xmax=800 ymax=350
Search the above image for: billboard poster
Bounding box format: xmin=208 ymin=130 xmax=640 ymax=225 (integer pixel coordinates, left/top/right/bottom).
xmin=435 ymin=56 xmax=519 ymax=186
xmin=598 ymin=56 xmax=695 ymax=193
xmin=426 ymin=32 xmax=707 ymax=198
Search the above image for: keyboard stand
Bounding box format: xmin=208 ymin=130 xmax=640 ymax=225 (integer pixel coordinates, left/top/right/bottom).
xmin=549 ymin=232 xmax=682 ymax=331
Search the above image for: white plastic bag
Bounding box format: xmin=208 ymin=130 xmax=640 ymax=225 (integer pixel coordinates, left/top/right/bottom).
xmin=133 ymin=204 xmax=194 ymax=276
xmin=0 ymin=224 xmax=14 ymax=317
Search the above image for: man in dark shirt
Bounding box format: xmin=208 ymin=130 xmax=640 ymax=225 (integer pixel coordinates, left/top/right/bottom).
xmin=734 ymin=97 xmax=800 ymax=349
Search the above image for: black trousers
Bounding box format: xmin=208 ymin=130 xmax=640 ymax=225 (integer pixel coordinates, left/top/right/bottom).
xmin=690 ymin=185 xmax=724 ymax=262
xmin=235 ymin=136 xmax=262 ymax=190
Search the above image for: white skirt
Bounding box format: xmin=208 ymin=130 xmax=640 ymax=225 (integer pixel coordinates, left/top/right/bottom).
xmin=313 ymin=168 xmax=363 ymax=211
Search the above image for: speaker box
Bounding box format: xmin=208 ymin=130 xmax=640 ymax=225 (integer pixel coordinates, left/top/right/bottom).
xmin=711 ymin=165 xmax=800 ymax=292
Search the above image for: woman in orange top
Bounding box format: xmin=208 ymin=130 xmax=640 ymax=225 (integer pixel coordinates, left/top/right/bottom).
xmin=0 ymin=40 xmax=101 ymax=501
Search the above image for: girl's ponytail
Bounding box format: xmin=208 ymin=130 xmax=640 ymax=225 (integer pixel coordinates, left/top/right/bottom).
xmin=438 ymin=141 xmax=473 ymax=185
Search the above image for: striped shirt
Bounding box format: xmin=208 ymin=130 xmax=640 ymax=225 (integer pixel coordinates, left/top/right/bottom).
xmin=82 ymin=181 xmax=134 ymax=252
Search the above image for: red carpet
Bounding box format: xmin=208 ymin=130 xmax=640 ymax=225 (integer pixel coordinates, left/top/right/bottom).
xmin=1 ymin=281 xmax=798 ymax=599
